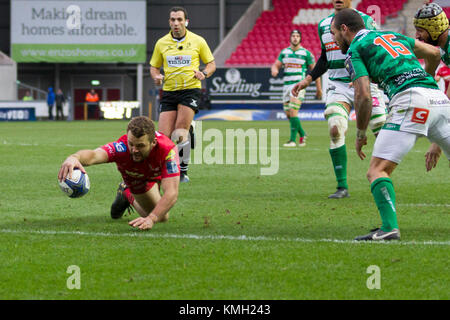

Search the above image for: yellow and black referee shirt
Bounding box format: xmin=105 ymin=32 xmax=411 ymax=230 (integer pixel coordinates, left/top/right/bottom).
xmin=150 ymin=30 xmax=215 ymax=91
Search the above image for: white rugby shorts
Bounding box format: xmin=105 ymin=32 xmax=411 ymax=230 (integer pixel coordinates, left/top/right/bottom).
xmin=326 ymin=79 xmax=386 ymax=116
xmin=373 ymin=87 xmax=450 ymax=163
xmin=283 ymin=83 xmax=305 ymax=104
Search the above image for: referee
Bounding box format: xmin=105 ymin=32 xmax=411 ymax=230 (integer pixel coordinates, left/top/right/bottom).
xmin=150 ymin=6 xmax=216 ymax=183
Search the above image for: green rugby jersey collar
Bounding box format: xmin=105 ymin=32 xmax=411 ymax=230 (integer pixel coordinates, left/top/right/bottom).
xmin=353 ymin=29 xmax=371 ymax=41
xmin=287 ymin=46 xmax=305 ymax=52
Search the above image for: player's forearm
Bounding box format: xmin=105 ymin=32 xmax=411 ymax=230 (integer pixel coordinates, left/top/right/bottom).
xmin=353 ymin=77 xmax=372 ymax=132
xmin=424 ymin=54 xmax=440 ymax=76
xmin=302 ymin=74 xmax=313 ymax=87
xmin=426 ymin=53 xmax=440 ymax=76
xmin=148 ymin=190 xmax=178 ymax=221
xmin=354 ymin=95 xmax=372 ymax=132
xmin=271 ymin=64 xmax=279 ymax=75
xmin=70 ymin=149 xmax=106 ymax=166
xmin=315 ymin=77 xmax=322 ymax=91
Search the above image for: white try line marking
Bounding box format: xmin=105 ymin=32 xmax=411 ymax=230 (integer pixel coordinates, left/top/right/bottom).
xmin=1 ymin=229 xmax=448 ymax=246
xmin=398 ymin=203 xmax=450 ymax=207
xmin=1 ymin=140 xmax=441 ymax=155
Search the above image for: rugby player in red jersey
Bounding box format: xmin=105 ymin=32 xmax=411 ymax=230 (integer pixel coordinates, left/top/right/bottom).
xmin=58 ymin=116 xmax=180 ymax=230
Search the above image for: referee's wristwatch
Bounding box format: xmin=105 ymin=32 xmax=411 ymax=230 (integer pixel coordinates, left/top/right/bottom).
xmin=201 ymin=70 xmax=208 ymax=78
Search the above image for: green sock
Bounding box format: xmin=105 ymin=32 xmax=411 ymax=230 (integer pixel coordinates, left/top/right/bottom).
xmin=329 ymin=145 xmax=348 ymax=189
xmin=371 ymin=178 xmax=398 ymax=232
xmin=293 ymin=117 xmax=305 ymax=137
xmin=289 ymin=117 xmax=297 ymax=142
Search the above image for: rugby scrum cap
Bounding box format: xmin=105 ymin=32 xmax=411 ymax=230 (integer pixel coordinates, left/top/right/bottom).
xmin=414 ymin=3 xmax=449 ymax=41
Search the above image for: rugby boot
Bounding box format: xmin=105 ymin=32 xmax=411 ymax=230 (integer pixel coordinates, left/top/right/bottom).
xmin=180 ymin=172 xmax=190 ymax=183
xmin=283 ymin=141 xmax=296 ymax=147
xmin=328 ymin=188 xmax=349 ymax=199
xmin=355 ymin=228 xmax=401 ymax=241
xmin=110 ymin=182 xmax=131 ymax=219
xmin=298 ymin=136 xmax=306 ymax=147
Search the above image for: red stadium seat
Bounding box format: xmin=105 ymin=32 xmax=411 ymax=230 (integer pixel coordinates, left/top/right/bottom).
xmin=225 ymin=0 xmax=408 ymax=65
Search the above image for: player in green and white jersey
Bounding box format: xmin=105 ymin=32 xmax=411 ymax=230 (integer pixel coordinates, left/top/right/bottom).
xmin=271 ymin=30 xmax=322 ymax=147
xmin=414 ymin=2 xmax=450 ymax=169
xmin=331 ymin=9 xmax=450 ymax=241
xmin=292 ymin=0 xmax=387 ymax=199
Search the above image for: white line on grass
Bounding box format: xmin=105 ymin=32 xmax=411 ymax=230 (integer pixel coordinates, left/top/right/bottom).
xmin=1 ymin=229 xmax=448 ymax=246
xmin=1 ymin=141 xmax=435 ymax=154
xmin=398 ymin=203 xmax=450 ymax=207
xmin=2 ymin=141 xmax=95 ymax=148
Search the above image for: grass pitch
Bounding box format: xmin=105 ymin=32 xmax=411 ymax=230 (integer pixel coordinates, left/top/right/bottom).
xmin=0 ymin=120 xmax=448 ymax=300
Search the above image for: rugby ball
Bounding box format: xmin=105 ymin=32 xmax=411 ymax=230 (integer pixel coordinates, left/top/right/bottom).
xmin=59 ymin=169 xmax=90 ymax=198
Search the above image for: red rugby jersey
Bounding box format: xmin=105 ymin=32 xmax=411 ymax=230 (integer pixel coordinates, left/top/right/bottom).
xmin=101 ymin=132 xmax=180 ymax=193
xmin=436 ymin=65 xmax=450 ymax=92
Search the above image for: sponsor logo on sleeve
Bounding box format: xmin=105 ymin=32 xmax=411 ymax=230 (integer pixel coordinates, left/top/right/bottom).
xmin=166 ymin=160 xmax=179 ymax=174
xmin=113 ymin=142 xmax=127 ymax=153
xmin=165 ymin=149 xmax=176 ymax=161
xmin=411 ymin=108 xmax=429 ymax=124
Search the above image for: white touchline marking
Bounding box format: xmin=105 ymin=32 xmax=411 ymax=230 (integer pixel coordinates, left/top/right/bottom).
xmin=398 ymin=203 xmax=450 ymax=207
xmin=0 ymin=229 xmax=448 ymax=246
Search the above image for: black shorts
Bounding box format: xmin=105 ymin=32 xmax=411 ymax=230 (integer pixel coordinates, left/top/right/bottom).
xmin=160 ymin=89 xmax=201 ymax=114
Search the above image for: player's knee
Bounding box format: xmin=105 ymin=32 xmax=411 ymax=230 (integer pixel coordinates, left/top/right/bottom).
xmin=330 ymin=125 xmax=340 ymax=139
xmin=325 ymin=104 xmax=348 ymax=137
xmin=366 ymin=168 xmax=387 ymax=183
xmin=366 ymin=163 xmax=383 ymax=182
xmin=366 ymin=170 xmax=374 ymax=182
xmin=327 ymin=115 xmax=347 ymax=148
xmin=366 ymin=165 xmax=391 ymax=183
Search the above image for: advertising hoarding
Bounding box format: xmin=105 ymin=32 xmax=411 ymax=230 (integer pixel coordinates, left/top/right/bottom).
xmin=11 ymin=0 xmax=146 ymax=63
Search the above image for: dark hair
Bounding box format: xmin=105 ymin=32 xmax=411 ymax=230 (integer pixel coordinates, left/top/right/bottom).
xmin=169 ymin=6 xmax=188 ymax=20
xmin=333 ymin=8 xmax=365 ymax=33
xmin=291 ymin=29 xmax=301 ymax=37
xmin=127 ymin=116 xmax=156 ymax=142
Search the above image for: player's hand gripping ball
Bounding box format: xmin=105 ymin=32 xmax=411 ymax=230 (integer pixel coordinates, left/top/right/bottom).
xmin=59 ymin=169 xmax=90 ymax=198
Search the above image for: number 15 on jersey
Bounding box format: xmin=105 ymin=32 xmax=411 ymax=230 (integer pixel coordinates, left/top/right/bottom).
xmin=374 ymin=34 xmax=412 ymax=59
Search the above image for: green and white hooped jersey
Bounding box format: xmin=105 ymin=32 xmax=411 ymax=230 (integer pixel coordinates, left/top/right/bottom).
xmin=318 ymin=9 xmax=377 ymax=83
xmin=346 ymin=29 xmax=438 ymax=99
xmin=277 ymin=47 xmax=315 ymax=86
xmin=440 ymin=32 xmax=450 ymax=65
